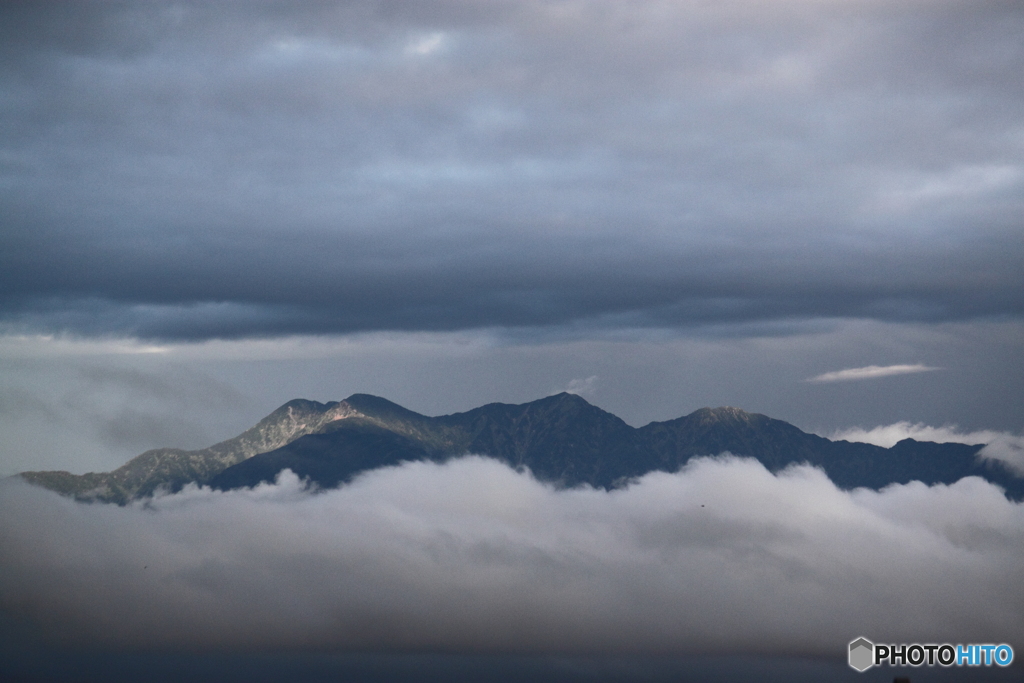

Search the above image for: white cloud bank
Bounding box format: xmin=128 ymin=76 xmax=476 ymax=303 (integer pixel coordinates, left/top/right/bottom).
xmin=2 ymin=456 xmax=1022 ymax=655
xmin=805 ymin=364 xmax=940 ymax=383
xmin=831 ymin=423 xmax=1024 ymax=475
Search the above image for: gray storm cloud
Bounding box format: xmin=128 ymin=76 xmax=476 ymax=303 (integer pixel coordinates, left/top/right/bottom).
xmin=1 ymin=1 xmax=1022 ymax=340
xmin=2 ymin=455 xmax=1021 ymax=654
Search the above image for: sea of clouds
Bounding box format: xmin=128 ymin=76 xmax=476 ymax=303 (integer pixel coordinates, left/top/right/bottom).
xmin=2 ymin=455 xmax=1022 ymax=656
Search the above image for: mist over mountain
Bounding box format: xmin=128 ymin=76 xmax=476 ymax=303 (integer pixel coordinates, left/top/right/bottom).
xmin=18 ymin=393 xmax=1023 ymax=503
xmin=6 ymin=396 xmax=1023 ymax=683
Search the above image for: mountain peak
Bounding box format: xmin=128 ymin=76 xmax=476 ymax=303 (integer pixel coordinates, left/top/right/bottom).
xmin=526 ymin=392 xmax=616 ymax=418
xmin=546 ymin=391 xmax=593 ymax=404
xmin=341 ymin=394 xmax=429 ymax=422
xmin=692 ymin=406 xmax=755 ymax=422
xmin=267 ymin=398 xmax=337 ymax=419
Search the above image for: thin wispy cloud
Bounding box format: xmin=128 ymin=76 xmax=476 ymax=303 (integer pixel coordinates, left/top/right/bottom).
xmin=805 ymin=364 xmax=940 ymax=383
xmin=564 ymin=375 xmax=598 ymax=397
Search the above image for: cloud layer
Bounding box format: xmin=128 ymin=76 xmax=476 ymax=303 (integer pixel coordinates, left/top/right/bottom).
xmin=1 ymin=1 xmax=1022 ymax=340
xmin=2 ymin=455 xmax=1022 ymax=655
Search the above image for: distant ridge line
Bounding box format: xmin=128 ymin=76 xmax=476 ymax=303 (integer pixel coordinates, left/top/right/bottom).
xmin=16 ymin=393 xmax=1022 ymax=503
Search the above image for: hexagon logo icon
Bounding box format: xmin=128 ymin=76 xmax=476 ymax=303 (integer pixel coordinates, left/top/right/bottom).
xmin=848 ymin=637 xmax=874 ymax=672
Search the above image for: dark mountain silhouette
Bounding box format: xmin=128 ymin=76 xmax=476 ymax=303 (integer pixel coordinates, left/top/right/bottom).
xmin=209 ymin=393 xmax=1022 ymax=499
xmin=18 ymin=393 xmax=1023 ymax=502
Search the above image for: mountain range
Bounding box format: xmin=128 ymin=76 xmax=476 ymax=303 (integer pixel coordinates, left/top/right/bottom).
xmin=17 ymin=393 xmax=1023 ymax=503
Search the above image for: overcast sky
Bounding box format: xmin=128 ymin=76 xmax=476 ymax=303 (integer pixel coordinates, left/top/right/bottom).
xmin=1 ymin=0 xmax=1022 ymax=469
xmin=2 ymin=4 xmax=1024 ymax=680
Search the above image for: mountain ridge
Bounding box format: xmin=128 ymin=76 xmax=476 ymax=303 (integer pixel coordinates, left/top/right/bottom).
xmin=19 ymin=398 xmax=359 ymax=504
xmin=16 ymin=393 xmax=1019 ymax=503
